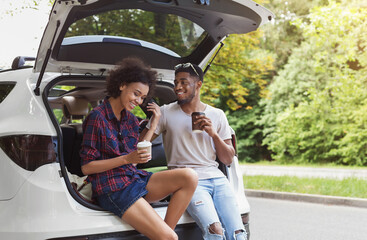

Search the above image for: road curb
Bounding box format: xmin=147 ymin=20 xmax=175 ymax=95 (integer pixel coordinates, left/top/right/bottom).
xmin=245 ymin=189 xmax=367 ymax=208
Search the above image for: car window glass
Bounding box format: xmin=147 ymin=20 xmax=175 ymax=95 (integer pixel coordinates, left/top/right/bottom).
xmin=0 ymin=83 xmax=16 ymax=104
xmin=53 ymin=109 xmax=64 ymax=124
xmin=64 ymin=9 xmax=207 ymax=57
xmin=50 ymin=85 xmax=84 ymax=124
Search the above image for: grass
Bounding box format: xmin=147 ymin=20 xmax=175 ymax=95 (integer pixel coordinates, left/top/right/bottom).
xmin=243 ymin=175 xmax=367 ymax=199
xmin=144 ymin=162 xmax=367 ymax=199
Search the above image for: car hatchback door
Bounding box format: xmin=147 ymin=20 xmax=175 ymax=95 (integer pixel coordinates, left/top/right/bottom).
xmin=33 ymin=0 xmax=274 ymax=88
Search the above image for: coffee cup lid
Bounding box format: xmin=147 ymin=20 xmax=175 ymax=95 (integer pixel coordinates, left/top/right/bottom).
xmin=192 ymin=112 xmax=205 ymax=116
xmin=137 ymin=140 xmax=152 ymax=147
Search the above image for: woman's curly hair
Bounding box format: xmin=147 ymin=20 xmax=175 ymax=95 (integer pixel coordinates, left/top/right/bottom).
xmin=106 ymin=57 xmax=157 ymax=99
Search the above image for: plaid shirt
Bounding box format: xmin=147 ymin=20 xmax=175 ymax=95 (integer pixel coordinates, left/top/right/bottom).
xmin=80 ymin=97 xmax=149 ymax=197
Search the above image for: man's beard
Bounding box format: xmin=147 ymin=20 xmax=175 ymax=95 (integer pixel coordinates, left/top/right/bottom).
xmin=177 ymin=91 xmax=195 ymax=105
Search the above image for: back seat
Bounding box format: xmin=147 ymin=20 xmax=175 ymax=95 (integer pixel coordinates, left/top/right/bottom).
xmin=60 ymin=96 xmax=89 ymax=177
xmin=137 ymin=119 xmax=167 ymax=169
xmin=137 ymin=134 xmax=167 ymax=169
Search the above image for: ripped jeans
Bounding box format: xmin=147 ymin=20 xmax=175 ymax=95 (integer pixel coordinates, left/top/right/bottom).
xmin=187 ymin=177 xmax=247 ymax=240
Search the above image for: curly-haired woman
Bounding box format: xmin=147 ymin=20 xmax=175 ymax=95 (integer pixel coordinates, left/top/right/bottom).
xmin=80 ymin=57 xmax=198 ymax=240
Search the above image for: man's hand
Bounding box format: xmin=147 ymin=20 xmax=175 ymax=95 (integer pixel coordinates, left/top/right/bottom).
xmin=194 ymin=114 xmax=235 ymax=166
xmin=194 ymin=115 xmax=216 ymax=137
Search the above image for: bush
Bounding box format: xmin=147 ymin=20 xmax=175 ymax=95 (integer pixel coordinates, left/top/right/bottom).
xmin=262 ymin=1 xmax=367 ymax=166
xmin=228 ymin=107 xmax=270 ymax=163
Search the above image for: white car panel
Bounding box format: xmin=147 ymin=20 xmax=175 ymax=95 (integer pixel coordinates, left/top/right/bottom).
xmin=0 ymin=69 xmax=56 ymax=137
xmin=0 ymin=150 xmax=33 ymax=200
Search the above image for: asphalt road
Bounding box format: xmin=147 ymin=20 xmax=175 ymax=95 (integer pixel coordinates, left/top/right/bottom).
xmin=247 ymin=196 xmax=367 ymax=240
xmin=241 ymin=165 xmax=367 ymax=179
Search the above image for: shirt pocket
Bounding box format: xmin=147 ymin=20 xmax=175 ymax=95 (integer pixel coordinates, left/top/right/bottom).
xmin=105 ymin=134 xmax=119 ymax=154
xmin=123 ymin=135 xmax=138 ymax=152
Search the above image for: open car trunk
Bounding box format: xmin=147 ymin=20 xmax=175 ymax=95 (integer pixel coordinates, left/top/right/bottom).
xmin=38 ymin=1 xmax=270 ymax=236
xmin=45 ymin=74 xmax=236 ymax=211
xmin=45 ymin=75 xmax=179 ymax=210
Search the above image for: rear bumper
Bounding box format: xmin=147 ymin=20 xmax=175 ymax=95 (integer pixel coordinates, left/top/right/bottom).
xmin=48 ymin=221 xmax=250 ymax=240
xmin=244 ymin=222 xmax=250 ymax=239
xmin=47 ymin=222 xmax=202 ymax=240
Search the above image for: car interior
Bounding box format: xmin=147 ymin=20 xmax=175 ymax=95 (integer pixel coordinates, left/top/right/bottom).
xmin=46 ymin=76 xmax=232 ymax=209
xmin=46 ymin=77 xmax=176 ymax=206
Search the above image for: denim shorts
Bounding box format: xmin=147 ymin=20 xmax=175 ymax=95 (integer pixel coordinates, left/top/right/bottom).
xmin=97 ymin=173 xmax=152 ymax=218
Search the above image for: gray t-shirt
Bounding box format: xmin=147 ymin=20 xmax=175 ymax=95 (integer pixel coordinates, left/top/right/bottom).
xmin=148 ymin=102 xmax=232 ymax=179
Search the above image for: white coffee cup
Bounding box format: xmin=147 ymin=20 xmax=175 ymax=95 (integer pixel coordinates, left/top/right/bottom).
xmin=137 ymin=140 xmax=152 ymax=160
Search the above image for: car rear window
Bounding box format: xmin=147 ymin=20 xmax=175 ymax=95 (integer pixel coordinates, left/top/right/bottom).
xmin=64 ymin=9 xmax=207 ymax=57
xmin=0 ymin=82 xmax=16 ymax=104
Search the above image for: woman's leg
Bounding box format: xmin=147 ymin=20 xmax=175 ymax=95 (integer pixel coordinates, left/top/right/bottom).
xmin=122 ymin=197 xmax=178 ymax=240
xmin=144 ymin=168 xmax=198 ymax=229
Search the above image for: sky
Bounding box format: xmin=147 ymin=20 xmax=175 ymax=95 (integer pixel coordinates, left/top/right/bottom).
xmin=0 ymin=0 xmax=51 ymax=69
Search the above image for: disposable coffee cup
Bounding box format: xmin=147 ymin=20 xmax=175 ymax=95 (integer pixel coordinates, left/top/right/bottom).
xmin=192 ymin=112 xmax=205 ymax=133
xmin=137 ymin=140 xmax=152 ymax=160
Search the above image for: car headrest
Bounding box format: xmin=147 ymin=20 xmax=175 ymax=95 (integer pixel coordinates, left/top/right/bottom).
xmin=62 ymin=96 xmax=89 ymax=121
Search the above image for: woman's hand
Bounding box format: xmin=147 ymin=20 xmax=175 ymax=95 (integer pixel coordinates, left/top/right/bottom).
xmin=81 ymin=148 xmax=151 ymax=175
xmin=146 ymin=102 xmax=161 ymax=128
xmin=139 ymin=102 xmax=161 ymax=142
xmin=125 ymin=149 xmax=151 ymax=164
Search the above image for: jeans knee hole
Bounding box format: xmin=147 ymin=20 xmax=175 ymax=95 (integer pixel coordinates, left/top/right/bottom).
xmin=208 ymin=223 xmax=223 ymax=235
xmin=234 ymin=229 xmax=247 ymax=240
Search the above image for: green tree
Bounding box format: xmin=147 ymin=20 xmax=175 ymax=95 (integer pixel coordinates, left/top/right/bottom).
xmin=65 ymin=9 xmax=206 ymax=57
xmin=198 ymin=0 xmax=276 ymax=162
xmin=260 ymin=0 xmax=328 ymax=71
xmin=203 ymin=32 xmax=274 ymax=111
xmin=202 ymin=31 xmax=274 ymax=162
xmin=257 ymin=0 xmax=328 ymax=158
xmin=264 ymin=0 xmax=367 ymax=165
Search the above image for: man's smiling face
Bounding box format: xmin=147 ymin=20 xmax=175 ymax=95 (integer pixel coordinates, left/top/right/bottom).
xmin=174 ymin=72 xmax=199 ymax=105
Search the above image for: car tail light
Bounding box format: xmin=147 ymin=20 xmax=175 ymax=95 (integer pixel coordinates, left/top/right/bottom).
xmin=231 ymin=133 xmax=237 ymax=155
xmin=0 ymin=82 xmax=16 ymax=104
xmin=241 ymin=213 xmax=250 ymax=238
xmin=0 ymin=135 xmax=57 ymax=171
xmin=241 ymin=213 xmax=249 ymax=224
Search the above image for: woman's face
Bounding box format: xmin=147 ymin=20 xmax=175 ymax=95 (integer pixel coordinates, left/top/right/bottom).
xmin=119 ymin=82 xmax=149 ymax=112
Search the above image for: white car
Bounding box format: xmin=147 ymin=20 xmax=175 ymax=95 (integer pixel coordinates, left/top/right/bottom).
xmin=0 ymin=0 xmax=273 ymax=239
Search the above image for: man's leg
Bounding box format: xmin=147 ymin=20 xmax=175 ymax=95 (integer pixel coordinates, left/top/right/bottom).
xmin=212 ymin=177 xmax=247 ymax=240
xmin=186 ymin=179 xmax=225 ymax=240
